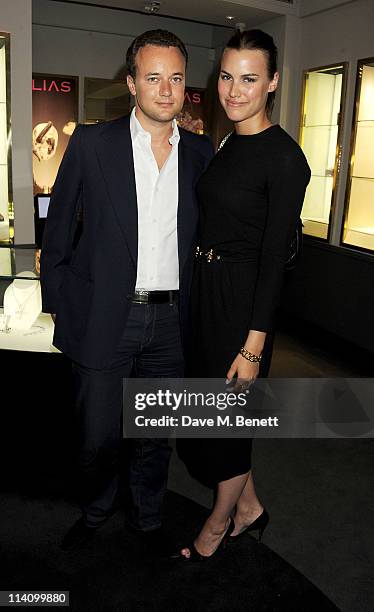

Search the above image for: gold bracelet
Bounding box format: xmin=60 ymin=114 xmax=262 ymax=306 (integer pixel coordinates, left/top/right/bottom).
xmin=240 ymin=347 xmax=262 ymax=363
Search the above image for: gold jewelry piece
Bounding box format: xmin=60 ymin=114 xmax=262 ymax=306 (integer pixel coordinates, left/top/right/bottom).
xmin=240 ymin=347 xmax=262 ymax=363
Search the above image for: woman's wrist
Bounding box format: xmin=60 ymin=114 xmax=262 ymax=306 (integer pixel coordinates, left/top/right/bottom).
xmin=243 ymin=342 xmax=264 ymax=357
xmin=244 ymin=330 xmax=266 ymax=357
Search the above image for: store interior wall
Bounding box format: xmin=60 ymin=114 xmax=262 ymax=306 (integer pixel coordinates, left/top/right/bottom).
xmin=1 ymin=0 xmax=34 ymax=245
xmin=32 ymin=0 xmax=227 ymax=121
xmin=31 ymin=1 xmax=289 ymax=170
xmin=299 ymin=0 xmax=374 ymax=245
xmin=251 ymin=16 xmax=285 ymax=131
xmin=31 ymin=3 xmax=294 ymax=171
xmin=203 ymin=16 xmax=286 ymax=148
xmin=298 ymin=0 xmax=358 ymax=17
xmin=5 ymin=0 xmax=374 ymax=353
xmin=282 ymin=0 xmax=374 ymax=354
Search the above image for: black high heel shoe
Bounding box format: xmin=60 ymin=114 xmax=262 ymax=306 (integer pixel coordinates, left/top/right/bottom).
xmin=229 ymin=509 xmax=269 ymax=543
xmin=171 ymin=517 xmax=234 ymax=562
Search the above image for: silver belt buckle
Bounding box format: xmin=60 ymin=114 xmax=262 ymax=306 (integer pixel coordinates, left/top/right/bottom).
xmin=131 ymin=289 xmax=149 ymax=304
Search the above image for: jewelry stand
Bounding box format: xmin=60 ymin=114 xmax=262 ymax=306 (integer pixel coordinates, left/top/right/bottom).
xmin=3 ymin=271 xmax=42 ymax=330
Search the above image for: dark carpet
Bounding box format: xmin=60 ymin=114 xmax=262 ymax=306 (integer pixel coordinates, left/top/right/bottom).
xmin=0 ymin=489 xmax=339 ymax=612
xmin=1 ymin=343 xmax=366 ymax=611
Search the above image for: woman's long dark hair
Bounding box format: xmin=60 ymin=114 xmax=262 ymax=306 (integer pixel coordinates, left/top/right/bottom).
xmin=225 ymin=29 xmax=278 ymax=118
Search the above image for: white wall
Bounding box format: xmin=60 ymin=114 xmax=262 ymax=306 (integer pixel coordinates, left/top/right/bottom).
xmin=0 ymin=0 xmax=34 ymax=244
xmin=299 ymin=0 xmax=360 ymax=17
xmin=300 ymin=0 xmax=374 ymax=66
xmin=254 ymin=16 xmax=286 ymax=128
xmin=212 ymin=17 xmax=286 ymax=127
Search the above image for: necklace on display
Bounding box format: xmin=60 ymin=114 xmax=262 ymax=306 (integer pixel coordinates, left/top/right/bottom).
xmin=10 ymin=283 xmax=39 ymax=320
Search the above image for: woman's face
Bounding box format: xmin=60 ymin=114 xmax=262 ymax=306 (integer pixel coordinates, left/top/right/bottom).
xmin=218 ymin=48 xmax=278 ymax=125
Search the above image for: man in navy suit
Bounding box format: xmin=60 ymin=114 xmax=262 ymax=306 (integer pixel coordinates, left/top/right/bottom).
xmin=41 ymin=29 xmax=213 ymax=551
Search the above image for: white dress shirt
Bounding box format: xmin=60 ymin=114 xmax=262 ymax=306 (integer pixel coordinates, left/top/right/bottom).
xmin=130 ymin=108 xmax=180 ymax=291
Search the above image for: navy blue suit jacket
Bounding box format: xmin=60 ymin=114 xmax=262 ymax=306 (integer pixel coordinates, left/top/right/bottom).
xmin=40 ymin=114 xmax=214 ymax=368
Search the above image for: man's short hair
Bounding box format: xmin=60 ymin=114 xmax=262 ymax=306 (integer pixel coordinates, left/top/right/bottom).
xmin=126 ymin=29 xmax=188 ymax=78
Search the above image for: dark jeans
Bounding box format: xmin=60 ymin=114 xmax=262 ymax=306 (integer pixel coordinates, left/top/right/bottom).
xmin=71 ymin=301 xmax=184 ymax=531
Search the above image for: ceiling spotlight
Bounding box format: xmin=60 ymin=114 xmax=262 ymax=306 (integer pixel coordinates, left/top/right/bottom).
xmin=144 ymin=1 xmax=160 ymax=13
xmin=226 ymin=16 xmax=236 ymax=21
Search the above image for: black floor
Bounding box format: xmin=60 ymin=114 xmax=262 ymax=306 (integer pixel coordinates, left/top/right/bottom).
xmin=1 ymin=318 xmax=373 ymax=612
xmin=1 ymin=489 xmax=339 ymax=612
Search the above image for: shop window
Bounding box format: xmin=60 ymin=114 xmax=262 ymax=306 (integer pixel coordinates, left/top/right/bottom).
xmin=342 ymin=59 xmax=374 ymax=252
xmin=299 ymin=64 xmax=347 ymax=240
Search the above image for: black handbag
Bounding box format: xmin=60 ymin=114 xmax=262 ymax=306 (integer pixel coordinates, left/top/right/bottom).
xmin=218 ymin=133 xmax=303 ymax=272
xmin=285 ymin=217 xmax=303 ymax=271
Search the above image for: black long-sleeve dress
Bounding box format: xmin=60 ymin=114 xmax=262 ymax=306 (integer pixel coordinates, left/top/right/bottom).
xmin=177 ymin=125 xmax=311 ymax=488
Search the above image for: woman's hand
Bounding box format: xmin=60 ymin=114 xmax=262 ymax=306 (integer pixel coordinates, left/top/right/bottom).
xmin=226 ymin=330 xmax=265 ymax=390
xmin=226 ymin=353 xmax=260 ymax=391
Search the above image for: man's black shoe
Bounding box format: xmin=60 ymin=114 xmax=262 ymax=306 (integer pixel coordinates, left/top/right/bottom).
xmin=60 ymin=518 xmax=100 ymax=552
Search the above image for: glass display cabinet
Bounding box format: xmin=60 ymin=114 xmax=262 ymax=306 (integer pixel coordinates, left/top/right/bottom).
xmin=84 ymin=77 xmax=131 ymax=123
xmin=299 ymin=63 xmax=347 ymax=240
xmin=342 ymin=58 xmax=374 ymax=252
xmin=0 ymin=33 xmax=12 ymax=243
xmin=0 ymin=246 xmax=56 ymax=352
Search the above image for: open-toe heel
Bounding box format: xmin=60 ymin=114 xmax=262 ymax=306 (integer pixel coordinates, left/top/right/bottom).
xmin=229 ymin=509 xmax=269 ymax=543
xmin=171 ymin=517 xmax=234 ymax=562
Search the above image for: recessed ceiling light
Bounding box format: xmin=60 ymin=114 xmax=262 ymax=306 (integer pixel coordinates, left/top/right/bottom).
xmin=226 ymin=16 xmax=236 ymax=21
xmin=144 ymin=1 xmax=160 ymax=13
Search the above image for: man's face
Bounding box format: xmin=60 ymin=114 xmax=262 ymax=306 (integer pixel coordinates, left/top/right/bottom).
xmin=127 ymin=45 xmax=186 ymax=124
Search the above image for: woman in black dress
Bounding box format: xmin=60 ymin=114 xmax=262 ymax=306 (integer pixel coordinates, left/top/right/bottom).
xmin=176 ymin=29 xmax=311 ymax=560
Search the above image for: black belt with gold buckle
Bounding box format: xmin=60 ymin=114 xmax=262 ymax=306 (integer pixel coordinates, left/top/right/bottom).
xmin=128 ymin=290 xmax=179 ymax=304
xmin=195 ymin=245 xmax=259 ymax=264
xmin=195 ymin=246 xmax=221 ymax=262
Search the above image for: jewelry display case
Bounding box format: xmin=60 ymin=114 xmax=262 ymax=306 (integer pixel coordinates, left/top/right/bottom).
xmin=84 ymin=77 xmax=131 ymax=123
xmin=342 ymin=58 xmax=374 ymax=252
xmin=0 ymin=246 xmax=56 ymax=352
xmin=299 ymin=63 xmax=347 ymax=240
xmin=0 ymin=33 xmax=13 ymax=243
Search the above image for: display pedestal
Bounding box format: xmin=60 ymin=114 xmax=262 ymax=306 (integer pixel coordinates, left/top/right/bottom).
xmin=0 ymin=309 xmax=58 ymax=352
xmin=3 ymin=273 xmax=42 ymax=330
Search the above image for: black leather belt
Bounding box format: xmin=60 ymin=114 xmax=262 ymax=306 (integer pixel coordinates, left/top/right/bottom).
xmin=128 ymin=290 xmax=179 ymax=304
